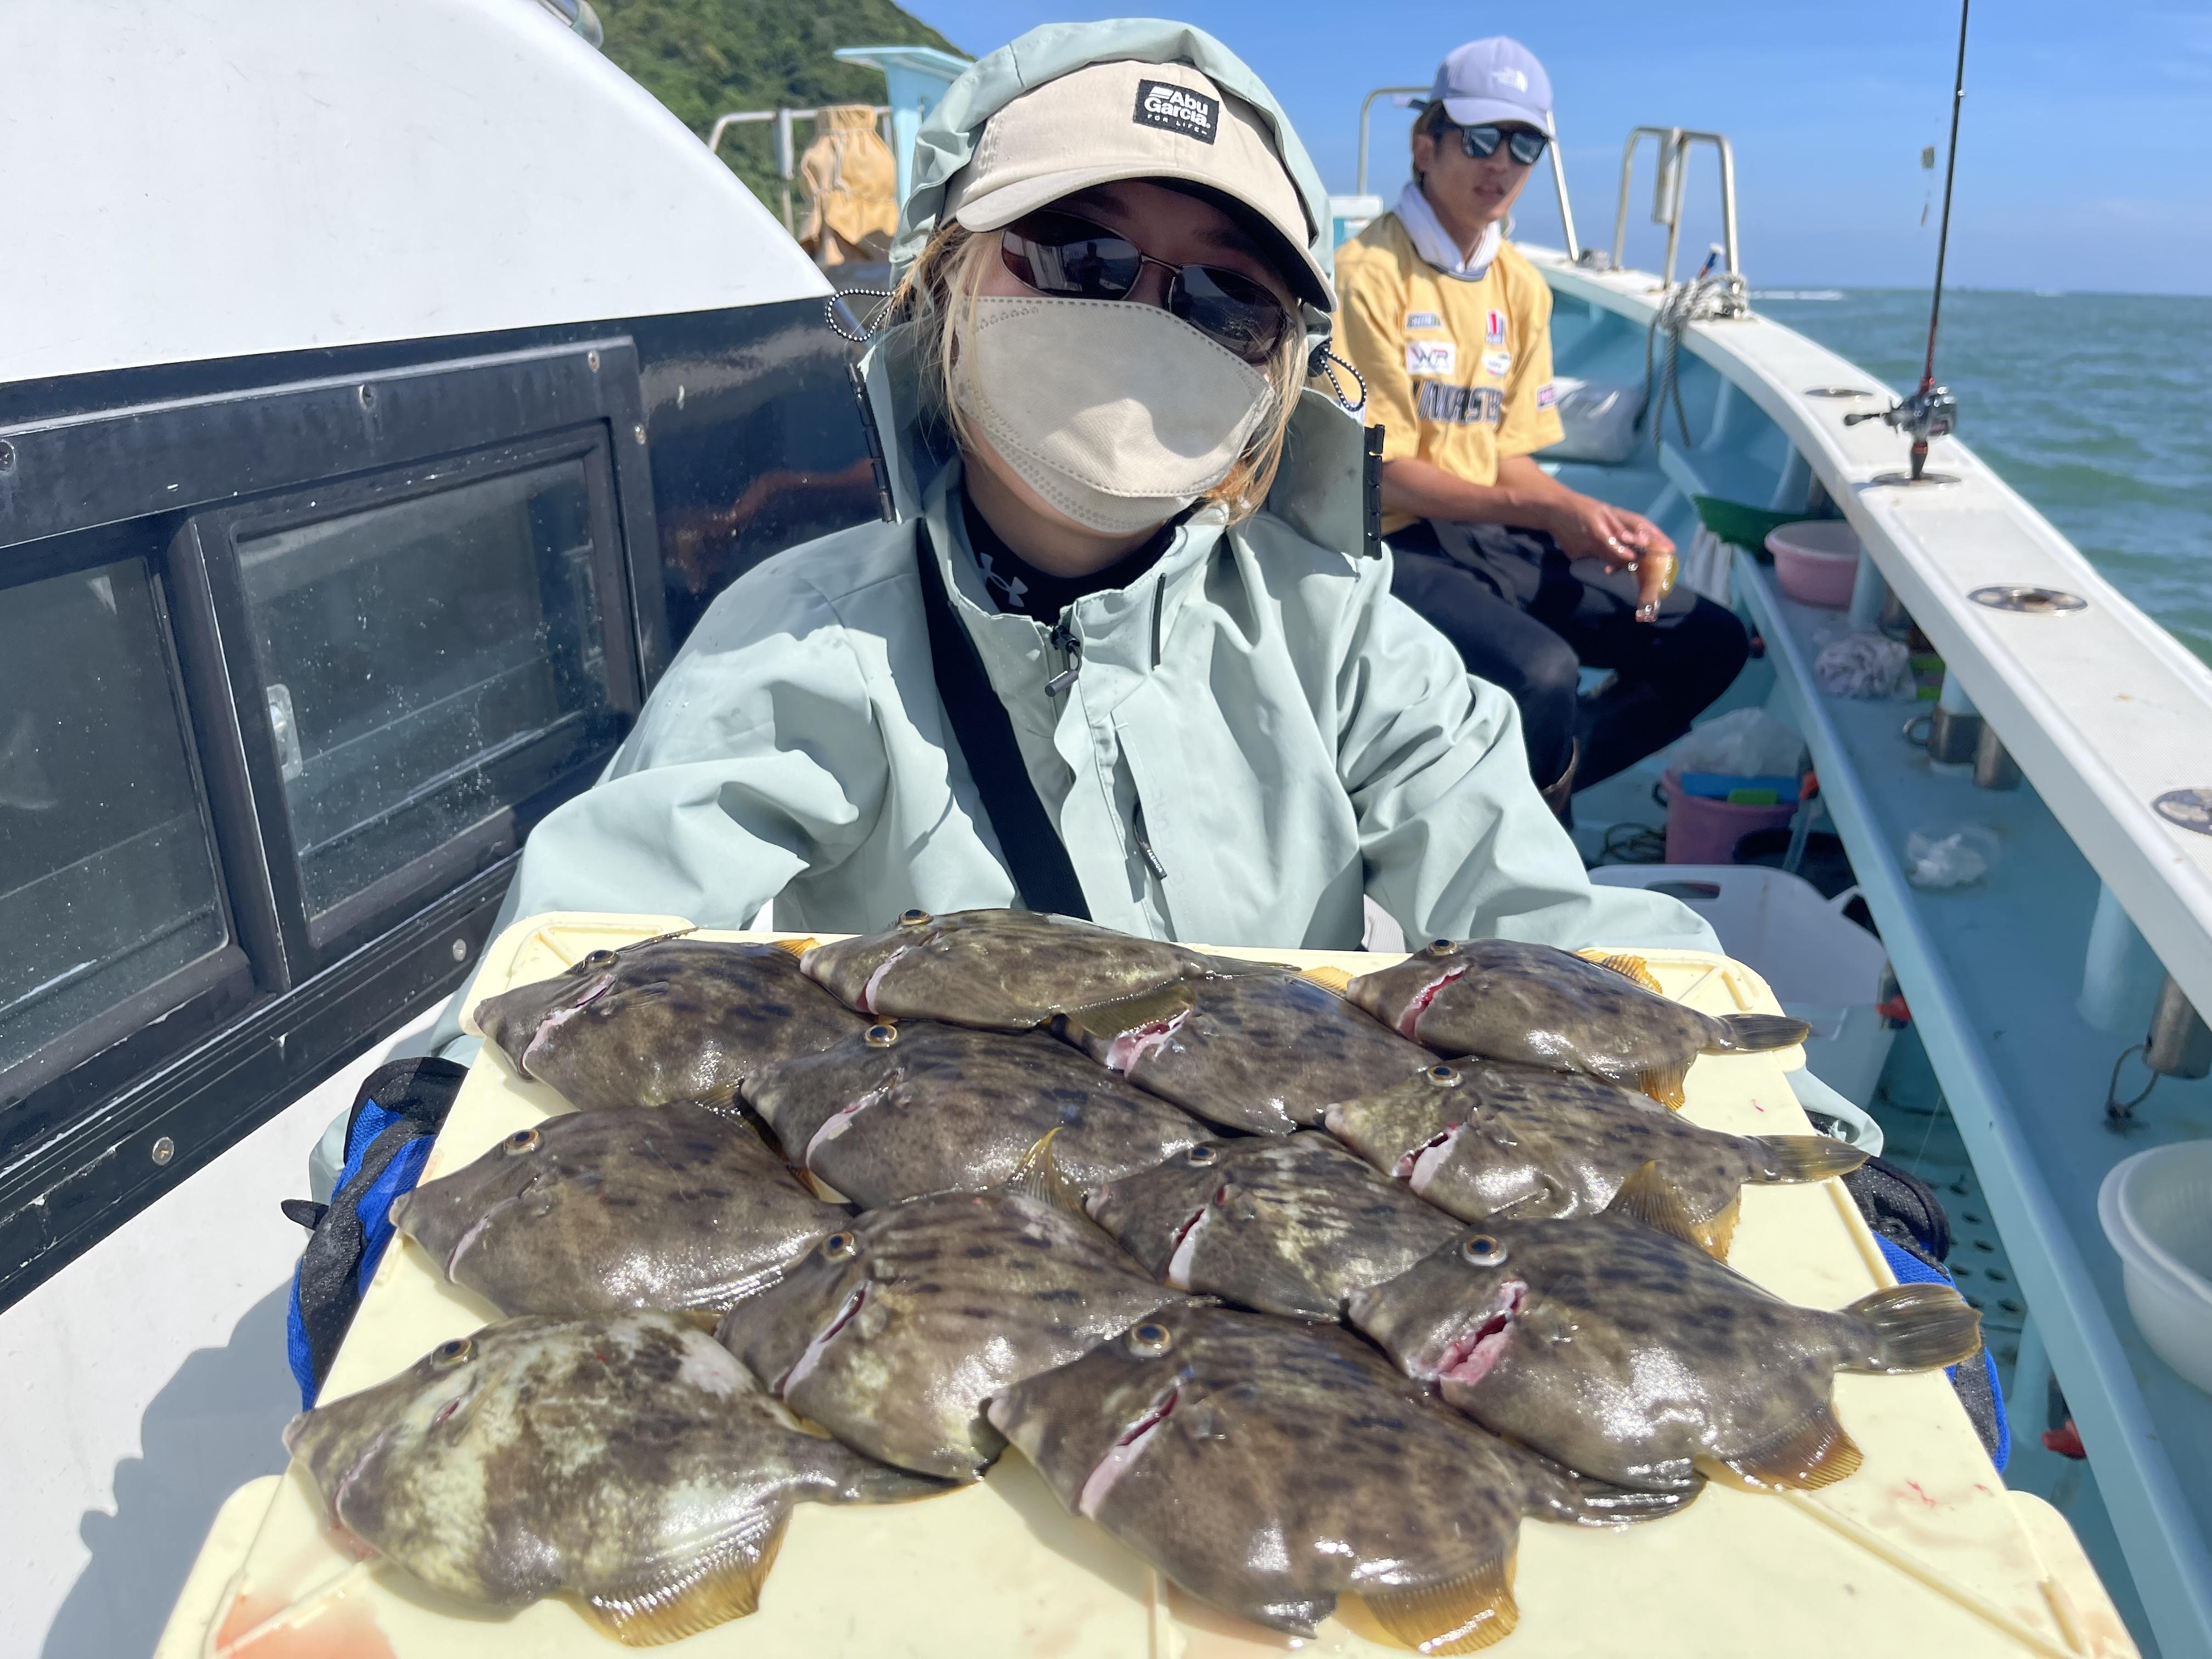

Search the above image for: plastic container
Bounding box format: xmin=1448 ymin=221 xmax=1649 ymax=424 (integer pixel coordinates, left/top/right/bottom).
xmin=1660 ymin=768 xmax=1801 ymax=864
xmin=2099 ymin=1141 xmax=2212 ymax=1393
xmin=1591 ymin=864 xmax=1896 ymax=1105
xmin=1767 ymin=519 xmax=1864 ymax=608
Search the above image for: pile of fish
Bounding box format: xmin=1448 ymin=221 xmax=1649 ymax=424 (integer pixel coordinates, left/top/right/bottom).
xmin=286 ymin=909 xmax=1978 ymax=1651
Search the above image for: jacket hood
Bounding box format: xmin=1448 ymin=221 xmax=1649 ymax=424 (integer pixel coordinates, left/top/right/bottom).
xmin=891 ymin=20 xmax=1335 ymax=333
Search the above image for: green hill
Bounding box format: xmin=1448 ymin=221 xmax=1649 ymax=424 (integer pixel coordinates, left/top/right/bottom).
xmin=595 ymin=0 xmax=962 ymax=214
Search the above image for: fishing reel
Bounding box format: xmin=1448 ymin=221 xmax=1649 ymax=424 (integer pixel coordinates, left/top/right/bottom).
xmin=1844 ymin=382 xmax=1958 ymax=483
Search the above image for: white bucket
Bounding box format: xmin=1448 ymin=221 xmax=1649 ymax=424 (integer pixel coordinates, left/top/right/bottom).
xmin=2099 ymin=1141 xmax=2212 ymax=1394
xmin=1590 ymin=864 xmax=1895 ymax=1105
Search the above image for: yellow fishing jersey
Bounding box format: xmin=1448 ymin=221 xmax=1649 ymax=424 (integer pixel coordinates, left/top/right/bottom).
xmin=1333 ymin=211 xmax=1565 ymax=534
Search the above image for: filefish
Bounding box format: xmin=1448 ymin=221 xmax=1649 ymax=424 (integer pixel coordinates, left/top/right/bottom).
xmin=744 ymin=1019 xmax=1207 ymax=1209
xmin=1051 ymin=970 xmax=1434 ymax=1135
xmin=1345 ymin=939 xmax=1809 ymax=1107
xmin=717 ymin=1187 xmax=1188 ymax=1480
xmin=1346 ymin=1170 xmax=1981 ymax=1494
xmin=1084 ymin=1134 xmax=1461 ymax=1320
xmin=472 ymin=935 xmax=866 ymax=1113
xmin=988 ymin=1303 xmax=1690 ymax=1651
xmin=283 ymin=1312 xmax=941 ymax=1646
xmin=1323 ymin=1060 xmax=1865 ymax=1253
xmin=799 ymin=907 xmax=1266 ymax=1031
xmin=390 ymin=1105 xmax=844 ymax=1318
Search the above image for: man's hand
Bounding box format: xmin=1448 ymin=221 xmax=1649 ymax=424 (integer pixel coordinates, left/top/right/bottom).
xmin=1544 ymin=495 xmax=1676 ymax=620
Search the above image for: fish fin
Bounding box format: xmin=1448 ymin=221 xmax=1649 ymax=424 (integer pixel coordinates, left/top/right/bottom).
xmin=770 ymin=936 xmax=820 ymax=957
xmin=1756 ymin=1134 xmax=1870 ymax=1183
xmin=1709 ymin=1012 xmax=1812 ymax=1054
xmin=1053 ymin=982 xmax=1197 ymax=1042
xmin=578 ymin=1510 xmax=787 ymax=1646
xmin=800 ymin=1169 xmax=849 ymax=1204
xmin=1634 ymin=1064 xmax=1690 ymax=1110
xmin=1708 ymin=1403 xmax=1864 ymax=1492
xmin=1361 ymin=1551 xmax=1519 ymax=1655
xmin=1843 ymin=1282 xmax=1983 ymax=1373
xmin=1578 ymin=950 xmax=1662 ymax=994
xmin=1601 ymin=1162 xmax=1708 ymax=1250
xmin=1694 ymin=1192 xmax=1741 ymax=1260
xmin=670 ymin=1308 xmax=723 ymax=1333
xmin=1006 ymin=1129 xmax=1089 ymax=1218
xmin=1553 ymin=1464 xmax=1705 ymax=1525
xmin=1302 ymin=965 xmax=1355 ymax=994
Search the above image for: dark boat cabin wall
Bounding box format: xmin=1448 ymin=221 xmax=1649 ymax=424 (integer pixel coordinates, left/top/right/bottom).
xmin=0 ymin=0 xmax=876 ymax=1307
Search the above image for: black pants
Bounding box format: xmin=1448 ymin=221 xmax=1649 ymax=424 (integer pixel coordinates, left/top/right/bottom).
xmin=1390 ymin=521 xmax=1748 ymax=789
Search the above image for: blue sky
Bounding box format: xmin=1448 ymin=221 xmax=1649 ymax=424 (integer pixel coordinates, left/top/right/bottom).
xmin=893 ymin=1 xmax=2212 ymax=294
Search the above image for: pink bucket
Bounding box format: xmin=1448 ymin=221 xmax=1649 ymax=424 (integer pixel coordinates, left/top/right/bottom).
xmin=1661 ymin=769 xmax=1800 ymax=865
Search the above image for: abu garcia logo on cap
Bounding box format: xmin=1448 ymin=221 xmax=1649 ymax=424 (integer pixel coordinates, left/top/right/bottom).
xmin=1133 ymin=78 xmax=1221 ymax=144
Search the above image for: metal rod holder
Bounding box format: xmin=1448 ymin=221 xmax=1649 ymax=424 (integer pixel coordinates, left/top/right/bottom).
xmin=1972 ymin=723 xmax=2021 ymax=790
xmin=2146 ymin=974 xmax=2212 ymax=1079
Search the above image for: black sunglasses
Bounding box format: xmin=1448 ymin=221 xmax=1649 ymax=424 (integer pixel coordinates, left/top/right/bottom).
xmin=1448 ymin=121 xmax=1549 ymax=166
xmin=998 ymin=210 xmax=1293 ymax=366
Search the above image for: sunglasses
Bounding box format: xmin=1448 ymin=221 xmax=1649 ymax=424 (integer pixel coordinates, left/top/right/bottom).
xmin=998 ymin=210 xmax=1294 ymax=365
xmin=1448 ymin=122 xmax=1549 ymax=166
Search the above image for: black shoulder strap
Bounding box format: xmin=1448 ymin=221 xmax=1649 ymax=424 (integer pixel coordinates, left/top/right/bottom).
xmin=912 ymin=523 xmax=1091 ymax=919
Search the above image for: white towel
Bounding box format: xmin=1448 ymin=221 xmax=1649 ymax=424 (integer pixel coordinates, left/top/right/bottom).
xmin=1394 ymin=180 xmax=1502 ymax=281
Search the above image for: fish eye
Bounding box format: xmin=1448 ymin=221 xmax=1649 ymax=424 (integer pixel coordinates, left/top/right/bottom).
xmin=864 ymin=1023 xmax=899 ymax=1047
xmin=430 ymin=1336 xmax=474 ymax=1368
xmin=822 ymin=1231 xmax=859 ymax=1260
xmin=502 ymin=1127 xmax=541 ymax=1155
xmin=1460 ymin=1234 xmax=1509 ymax=1268
xmin=1426 ymin=1064 xmax=1459 ymax=1087
xmin=897 ymin=908 xmax=932 ymax=928
xmin=1425 ymin=938 xmax=1457 ymax=957
xmin=1186 ymin=1146 xmax=1218 ymax=1166
xmin=1125 ymin=1321 xmax=1173 ymax=1357
xmin=582 ymin=949 xmax=619 ymax=970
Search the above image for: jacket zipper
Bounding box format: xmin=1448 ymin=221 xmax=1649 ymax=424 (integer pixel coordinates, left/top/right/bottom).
xmin=1046 ymin=617 xmax=1082 ymax=696
xmin=1130 ymin=800 xmax=1169 ymax=882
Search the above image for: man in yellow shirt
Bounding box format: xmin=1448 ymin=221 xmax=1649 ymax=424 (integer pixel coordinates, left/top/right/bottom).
xmin=1335 ymin=38 xmax=1746 ymax=811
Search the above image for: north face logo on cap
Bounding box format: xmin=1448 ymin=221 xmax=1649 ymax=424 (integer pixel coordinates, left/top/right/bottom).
xmin=1133 ymin=78 xmax=1220 ymax=143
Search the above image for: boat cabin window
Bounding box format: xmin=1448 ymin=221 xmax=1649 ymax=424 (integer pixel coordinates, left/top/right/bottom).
xmin=0 ymin=553 xmax=238 ymax=1090
xmin=209 ymin=447 xmax=626 ymax=945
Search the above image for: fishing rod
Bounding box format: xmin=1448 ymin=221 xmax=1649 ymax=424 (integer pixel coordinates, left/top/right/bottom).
xmin=1846 ymin=0 xmax=1968 ymax=483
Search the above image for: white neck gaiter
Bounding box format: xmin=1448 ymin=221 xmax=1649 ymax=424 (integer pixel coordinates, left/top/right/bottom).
xmin=1396 ymin=179 xmax=1501 ymax=281
xmin=952 ymin=294 xmax=1272 ymax=537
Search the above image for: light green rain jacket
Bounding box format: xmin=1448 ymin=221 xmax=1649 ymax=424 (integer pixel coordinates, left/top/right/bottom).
xmin=428 ymin=20 xmax=1711 ymax=1057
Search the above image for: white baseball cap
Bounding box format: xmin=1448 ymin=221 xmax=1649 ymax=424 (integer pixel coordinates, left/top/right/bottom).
xmin=1428 ymin=37 xmax=1554 ymax=134
xmin=946 ymin=58 xmax=1332 ymax=309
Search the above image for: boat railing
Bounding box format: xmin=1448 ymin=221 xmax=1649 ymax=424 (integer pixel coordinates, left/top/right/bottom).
xmin=1611 ymin=125 xmax=1742 ymax=292
xmin=704 ymin=105 xmax=893 ymax=234
xmin=1353 ymin=84 xmax=1582 ymax=263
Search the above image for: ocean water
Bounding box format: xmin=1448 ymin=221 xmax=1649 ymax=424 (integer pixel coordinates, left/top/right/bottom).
xmin=1751 ymin=289 xmax=2212 ymax=667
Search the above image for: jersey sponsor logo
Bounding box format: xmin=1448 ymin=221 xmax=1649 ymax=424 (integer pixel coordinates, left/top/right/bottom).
xmin=1534 ymin=381 xmax=1559 ymax=409
xmin=1485 ymin=309 xmax=1508 ymax=345
xmin=1405 ymin=310 xmax=1444 ymax=330
xmin=1133 ymin=80 xmax=1220 ymax=143
xmin=1416 ymin=382 xmax=1504 ymax=426
xmin=1405 ymin=338 xmax=1458 ymax=376
xmin=1482 ymin=349 xmax=1513 ymax=377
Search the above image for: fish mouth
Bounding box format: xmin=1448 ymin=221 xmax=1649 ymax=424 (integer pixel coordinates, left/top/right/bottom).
xmin=516 ymin=972 xmax=616 ymax=1078
xmin=1102 ymin=1009 xmax=1189 ymax=1074
xmin=803 ymin=1082 xmax=891 ymax=1166
xmin=1433 ymin=1280 xmax=1528 ymax=1388
xmin=1163 ymin=1199 xmax=1214 ymax=1289
xmin=856 ymin=946 xmax=913 ymax=1014
xmin=1077 ymin=1381 xmax=1181 ymax=1517
xmin=1396 ymin=966 xmax=1468 ymax=1041
xmin=775 ymin=1283 xmax=868 ymax=1397
xmin=1396 ymin=1124 xmax=1464 ymax=1194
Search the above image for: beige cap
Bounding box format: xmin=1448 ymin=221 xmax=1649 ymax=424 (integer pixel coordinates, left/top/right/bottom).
xmin=947 ymin=59 xmax=1330 ymax=309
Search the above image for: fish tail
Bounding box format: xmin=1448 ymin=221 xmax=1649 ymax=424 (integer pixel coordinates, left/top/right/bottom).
xmin=1844 ymin=1282 xmax=1983 ymax=1373
xmin=1577 ymin=949 xmax=1662 ymax=994
xmin=1754 ymin=1135 xmax=1869 ymax=1183
xmin=1634 ymin=1064 xmax=1689 ymax=1109
xmin=1708 ymin=1013 xmax=1811 ymax=1054
xmin=1361 ymin=1550 xmax=1519 ymax=1655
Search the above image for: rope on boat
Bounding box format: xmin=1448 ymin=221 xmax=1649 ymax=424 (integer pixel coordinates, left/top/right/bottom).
xmin=1642 ymin=271 xmax=1739 ymax=454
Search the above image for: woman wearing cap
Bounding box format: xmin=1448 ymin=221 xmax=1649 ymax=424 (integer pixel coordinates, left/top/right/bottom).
xmin=428 ymin=20 xmax=1709 ymax=1053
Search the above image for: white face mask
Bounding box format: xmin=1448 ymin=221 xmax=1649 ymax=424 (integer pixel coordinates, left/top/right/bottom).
xmin=952 ymin=294 xmax=1274 ymax=536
